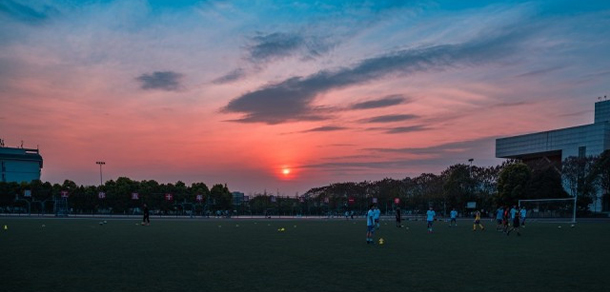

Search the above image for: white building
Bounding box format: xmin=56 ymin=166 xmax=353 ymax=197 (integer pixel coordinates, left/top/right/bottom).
xmin=496 ymin=99 xmax=610 ymax=211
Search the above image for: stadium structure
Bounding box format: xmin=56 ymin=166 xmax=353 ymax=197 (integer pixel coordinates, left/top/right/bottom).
xmin=496 ymin=99 xmax=610 ymax=212
xmin=0 ymin=140 xmax=43 ymax=183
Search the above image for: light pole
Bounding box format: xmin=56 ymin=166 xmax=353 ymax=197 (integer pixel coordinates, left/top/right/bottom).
xmin=468 ymin=158 xmax=474 ymax=178
xmin=96 ymin=161 xmax=105 ymax=186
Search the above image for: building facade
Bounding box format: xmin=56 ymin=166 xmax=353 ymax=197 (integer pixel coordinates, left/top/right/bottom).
xmin=496 ymin=100 xmax=610 ymax=211
xmin=0 ymin=145 xmax=43 ymax=183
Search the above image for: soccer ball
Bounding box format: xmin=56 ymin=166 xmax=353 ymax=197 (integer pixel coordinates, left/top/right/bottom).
xmin=99 ymin=222 xmax=103 ymax=225
xmin=570 ymin=224 xmax=575 ymax=228
xmin=103 ymin=220 xmax=107 ymax=224
xmin=378 ymin=238 xmax=385 ymax=245
xmin=558 ymin=226 xmax=562 ymax=229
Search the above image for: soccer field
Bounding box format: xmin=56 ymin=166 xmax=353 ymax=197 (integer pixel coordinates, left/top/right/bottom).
xmin=1 ymin=217 xmax=609 ymax=292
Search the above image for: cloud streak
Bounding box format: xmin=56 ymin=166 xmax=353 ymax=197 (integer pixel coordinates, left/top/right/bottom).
xmin=361 ymin=114 xmax=419 ymax=123
xmin=350 ymin=94 xmax=409 ymax=110
xmin=223 ymin=27 xmax=530 ymax=124
xmin=136 ymin=71 xmax=184 ymax=91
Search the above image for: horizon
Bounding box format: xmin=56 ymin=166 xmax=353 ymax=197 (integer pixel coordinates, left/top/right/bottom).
xmin=1 ymin=0 xmax=609 ymax=196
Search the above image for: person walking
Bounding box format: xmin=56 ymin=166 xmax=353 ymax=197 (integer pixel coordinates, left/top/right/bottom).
xmin=142 ymin=204 xmax=150 ymax=226
xmin=473 ymin=210 xmax=485 ymax=231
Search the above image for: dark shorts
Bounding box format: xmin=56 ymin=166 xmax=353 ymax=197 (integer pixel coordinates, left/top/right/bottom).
xmin=497 ymin=219 xmax=502 ymax=224
xmin=367 ymin=225 xmax=375 ymax=232
xmin=450 ymin=218 xmax=456 ymax=222
xmin=474 ymin=219 xmax=480 ymax=224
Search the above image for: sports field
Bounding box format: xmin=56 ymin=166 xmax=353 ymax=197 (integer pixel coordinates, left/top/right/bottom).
xmin=1 ymin=217 xmax=609 ymax=292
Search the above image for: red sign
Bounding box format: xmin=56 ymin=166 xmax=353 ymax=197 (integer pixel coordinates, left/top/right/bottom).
xmin=98 ymin=192 xmax=106 ymax=199
xmin=196 ymin=194 xmax=203 ymax=202
xmin=165 ymin=193 xmax=173 ymax=201
xmin=394 ymin=198 xmax=400 ymax=204
xmin=131 ymin=193 xmax=139 ymax=200
xmin=348 ymin=197 xmax=355 ymax=204
xmin=61 ymin=191 xmax=69 ymax=198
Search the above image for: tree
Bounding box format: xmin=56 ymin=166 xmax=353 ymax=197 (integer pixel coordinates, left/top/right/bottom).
xmin=527 ymin=166 xmax=569 ymax=199
xmin=442 ymin=164 xmax=476 ymax=214
xmin=210 ymin=184 xmax=232 ymax=210
xmin=496 ymin=163 xmax=531 ymax=206
xmin=589 ymin=150 xmax=610 ymax=211
xmin=562 ymin=156 xmax=597 ymax=211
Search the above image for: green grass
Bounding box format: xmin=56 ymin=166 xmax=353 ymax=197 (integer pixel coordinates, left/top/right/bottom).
xmin=1 ymin=218 xmax=609 ymax=292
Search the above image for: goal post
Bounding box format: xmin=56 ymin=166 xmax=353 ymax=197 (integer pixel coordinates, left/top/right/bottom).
xmin=518 ymin=197 xmax=577 ymax=224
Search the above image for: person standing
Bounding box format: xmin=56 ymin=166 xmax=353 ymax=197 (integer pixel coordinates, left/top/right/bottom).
xmin=395 ymin=207 xmax=402 ymax=227
xmin=503 ymin=206 xmax=510 ymax=233
xmin=450 ymin=208 xmax=458 ymax=227
xmin=510 ymin=205 xmax=518 ymax=222
xmin=426 ymin=206 xmax=436 ymax=233
xmin=373 ymin=205 xmax=381 ymax=230
xmin=473 ymin=210 xmax=485 ymax=231
xmin=496 ymin=207 xmax=504 ymax=231
xmin=366 ymin=204 xmax=376 ymax=244
xmin=507 ymin=212 xmax=521 ymax=236
xmin=520 ymin=207 xmax=527 ymax=227
xmin=142 ymin=204 xmax=150 ymax=226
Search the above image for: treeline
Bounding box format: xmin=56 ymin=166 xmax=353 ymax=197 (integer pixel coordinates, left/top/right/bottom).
xmin=1 ymin=150 xmax=608 ymax=216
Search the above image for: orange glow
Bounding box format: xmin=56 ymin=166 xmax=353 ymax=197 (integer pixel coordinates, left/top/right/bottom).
xmin=282 ymin=168 xmax=290 ymax=175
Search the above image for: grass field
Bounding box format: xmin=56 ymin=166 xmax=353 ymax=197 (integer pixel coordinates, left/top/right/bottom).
xmin=1 ymin=217 xmax=609 ymax=292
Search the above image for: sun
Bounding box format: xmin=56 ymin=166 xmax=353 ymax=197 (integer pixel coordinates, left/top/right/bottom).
xmin=282 ymin=168 xmax=291 ymax=175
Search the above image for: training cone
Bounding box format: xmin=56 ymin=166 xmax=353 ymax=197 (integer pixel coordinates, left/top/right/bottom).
xmin=3 ymin=225 xmax=7 ymax=230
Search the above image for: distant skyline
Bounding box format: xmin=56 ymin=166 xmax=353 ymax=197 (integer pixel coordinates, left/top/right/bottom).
xmin=1 ymin=0 xmax=609 ymax=196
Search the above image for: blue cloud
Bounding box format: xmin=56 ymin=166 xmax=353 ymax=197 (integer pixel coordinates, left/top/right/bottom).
xmin=136 ymin=71 xmax=184 ymax=91
xmin=223 ymin=26 xmax=531 ymax=124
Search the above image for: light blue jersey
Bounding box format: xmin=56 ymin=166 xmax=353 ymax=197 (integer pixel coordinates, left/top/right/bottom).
xmin=373 ymin=208 xmax=380 ymax=220
xmin=520 ymin=208 xmax=526 ymax=218
xmin=510 ymin=208 xmax=518 ymax=219
xmin=367 ymin=210 xmax=375 ymax=226
xmin=496 ymin=208 xmax=503 ymax=220
xmin=426 ymin=210 xmax=436 ymax=221
xmin=450 ymin=210 xmax=458 ymax=219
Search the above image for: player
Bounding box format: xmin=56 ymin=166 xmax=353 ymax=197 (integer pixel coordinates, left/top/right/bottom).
xmin=142 ymin=203 xmax=150 ymax=226
xmin=510 ymin=205 xmax=518 ymax=222
xmin=520 ymin=206 xmax=527 ymax=227
xmin=395 ymin=207 xmax=402 ymax=227
xmin=507 ymin=212 xmax=521 ymax=236
xmin=426 ymin=206 xmax=436 ymax=233
xmin=374 ymin=205 xmax=381 ymax=230
xmin=449 ymin=208 xmax=458 ymax=227
xmin=473 ymin=210 xmax=485 ymax=231
xmin=366 ymin=204 xmax=376 ymax=244
xmin=502 ymin=206 xmax=510 ymax=233
xmin=495 ymin=206 xmax=504 ymax=231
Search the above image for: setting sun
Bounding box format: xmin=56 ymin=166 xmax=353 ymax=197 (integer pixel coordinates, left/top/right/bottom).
xmin=282 ymin=168 xmax=291 ymax=175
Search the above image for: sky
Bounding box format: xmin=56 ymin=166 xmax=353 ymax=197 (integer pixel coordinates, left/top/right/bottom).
xmin=1 ymin=0 xmax=609 ymax=197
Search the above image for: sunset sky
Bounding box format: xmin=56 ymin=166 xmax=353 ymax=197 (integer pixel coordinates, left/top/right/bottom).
xmin=1 ymin=0 xmax=609 ymax=196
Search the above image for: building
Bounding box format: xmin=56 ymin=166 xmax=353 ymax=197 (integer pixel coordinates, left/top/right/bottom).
xmin=0 ymin=142 xmax=43 ymax=183
xmin=496 ymin=99 xmax=610 ymax=211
